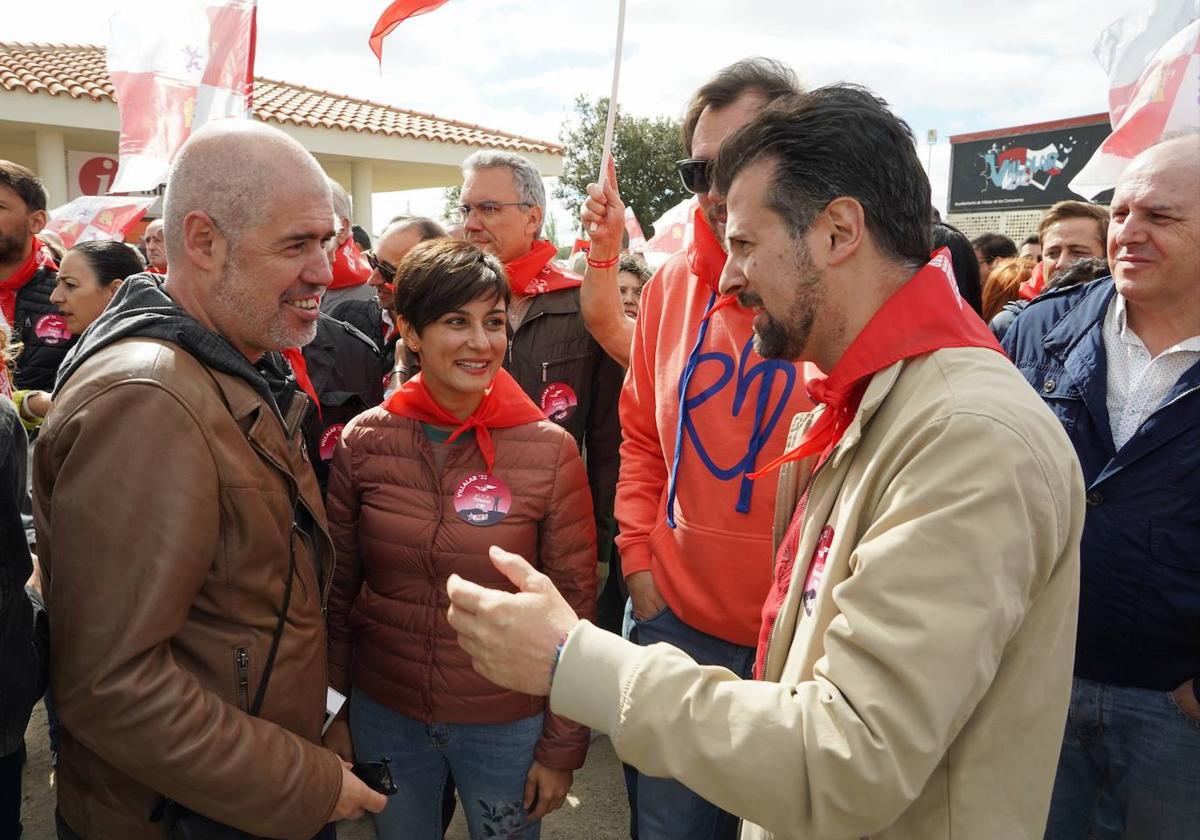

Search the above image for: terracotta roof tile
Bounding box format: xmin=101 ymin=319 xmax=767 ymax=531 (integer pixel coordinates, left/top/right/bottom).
xmin=0 ymin=42 xmax=563 ymax=155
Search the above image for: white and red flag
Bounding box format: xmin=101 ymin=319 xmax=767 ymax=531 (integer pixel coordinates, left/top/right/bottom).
xmin=624 ymin=206 xmax=646 ymax=252
xmin=370 ymin=0 xmax=451 ymax=66
xmin=1070 ymin=2 xmax=1200 ymax=199
xmin=105 ymin=0 xmax=257 ymax=193
xmin=44 ymin=196 xmax=158 ymax=249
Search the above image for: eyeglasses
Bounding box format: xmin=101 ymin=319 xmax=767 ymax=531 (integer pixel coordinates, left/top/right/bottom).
xmin=451 ymin=201 xmax=531 ymax=224
xmin=364 ymin=250 xmax=397 ymax=284
xmin=676 ymin=158 xmax=713 ymax=195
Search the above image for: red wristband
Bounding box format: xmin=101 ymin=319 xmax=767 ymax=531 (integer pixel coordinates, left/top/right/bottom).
xmin=586 ymin=254 xmax=620 ymax=269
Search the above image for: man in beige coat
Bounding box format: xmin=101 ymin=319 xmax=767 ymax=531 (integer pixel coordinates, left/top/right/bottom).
xmin=447 ymin=85 xmax=1084 ymax=840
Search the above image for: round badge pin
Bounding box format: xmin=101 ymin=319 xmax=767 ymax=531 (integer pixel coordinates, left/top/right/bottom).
xmin=319 ymin=423 xmax=345 ymax=461
xmin=540 ymin=382 xmax=578 ymax=423
xmin=34 ymin=314 xmax=72 ymax=345
xmin=453 ymin=473 xmax=512 ymax=527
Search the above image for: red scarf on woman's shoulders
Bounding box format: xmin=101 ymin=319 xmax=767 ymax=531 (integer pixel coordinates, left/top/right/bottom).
xmin=383 ymin=368 xmax=545 ymax=472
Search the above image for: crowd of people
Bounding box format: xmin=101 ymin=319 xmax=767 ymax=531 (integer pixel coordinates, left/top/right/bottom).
xmin=0 ymin=55 xmax=1196 ymax=840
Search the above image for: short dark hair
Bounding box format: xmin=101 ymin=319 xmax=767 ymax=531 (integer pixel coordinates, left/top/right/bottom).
xmin=69 ymin=239 xmax=146 ymax=287
xmin=351 ymin=224 xmax=372 ymax=251
xmin=1039 ymin=200 xmax=1109 ymax=245
xmin=393 ymin=239 xmax=509 ymax=334
xmin=682 ymin=58 xmax=801 ymax=155
xmin=0 ymin=160 xmax=48 ymax=213
xmin=713 ymin=85 xmax=932 ymax=267
xmin=932 ymin=223 xmax=983 ymax=315
xmin=1022 ymin=234 xmax=1040 ymax=246
xmin=618 ymin=254 xmax=651 ymax=283
xmin=971 ymin=232 xmax=1018 ymax=263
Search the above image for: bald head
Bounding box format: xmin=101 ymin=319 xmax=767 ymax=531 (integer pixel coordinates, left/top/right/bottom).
xmin=1108 ymin=131 xmax=1200 ymax=315
xmin=163 ymin=120 xmax=331 ymax=265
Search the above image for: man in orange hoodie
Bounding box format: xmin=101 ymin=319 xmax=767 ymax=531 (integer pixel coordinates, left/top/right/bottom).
xmin=580 ymin=58 xmax=811 ymax=840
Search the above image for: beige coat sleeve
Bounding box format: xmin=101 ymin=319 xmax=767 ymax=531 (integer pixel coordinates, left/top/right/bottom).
xmin=551 ymin=412 xmax=1076 ymax=838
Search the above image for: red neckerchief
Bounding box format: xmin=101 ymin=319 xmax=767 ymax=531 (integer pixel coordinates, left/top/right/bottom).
xmin=328 ymin=237 xmax=373 ymax=290
xmin=146 ymin=265 xmax=167 ymax=275
xmin=504 ymin=240 xmax=580 ymax=297
xmin=281 ymin=347 xmax=321 ymax=419
xmin=383 ymin=368 xmax=546 ymax=472
xmin=687 ymin=204 xmax=728 ymax=295
xmin=0 ymin=238 xmax=57 ymax=325
xmin=748 ymin=249 xmax=1003 ymax=480
xmin=1018 ymin=261 xmax=1045 ymax=301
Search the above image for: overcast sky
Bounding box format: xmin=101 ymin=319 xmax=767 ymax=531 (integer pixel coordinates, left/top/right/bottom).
xmin=8 ymin=0 xmax=1138 ymax=232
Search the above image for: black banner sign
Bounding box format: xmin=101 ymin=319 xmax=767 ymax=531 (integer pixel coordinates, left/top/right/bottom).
xmin=949 ymin=121 xmax=1112 ymax=212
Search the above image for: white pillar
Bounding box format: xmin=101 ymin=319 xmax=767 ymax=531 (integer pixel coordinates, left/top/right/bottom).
xmin=350 ymin=161 xmax=374 ymax=235
xmin=34 ymin=130 xmax=68 ymax=209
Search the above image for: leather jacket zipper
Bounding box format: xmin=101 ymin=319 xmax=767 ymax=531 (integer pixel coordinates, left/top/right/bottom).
xmin=235 ymin=647 xmax=250 ymax=711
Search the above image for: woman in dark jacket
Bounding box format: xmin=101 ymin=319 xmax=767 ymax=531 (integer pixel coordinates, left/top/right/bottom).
xmin=325 ymin=240 xmax=597 ymax=840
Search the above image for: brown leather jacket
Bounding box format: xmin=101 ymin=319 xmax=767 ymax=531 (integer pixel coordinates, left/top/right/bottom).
xmin=33 ymin=338 xmax=344 ymax=840
xmin=325 ymin=408 xmax=597 ymax=770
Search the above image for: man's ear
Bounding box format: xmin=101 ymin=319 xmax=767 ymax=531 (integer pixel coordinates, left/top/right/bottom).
xmin=28 ymin=209 xmax=47 ymax=236
xmin=182 ymin=211 xmax=225 ymax=273
xmin=527 ymin=204 xmax=544 ymax=241
xmin=821 ymin=197 xmax=866 ymax=268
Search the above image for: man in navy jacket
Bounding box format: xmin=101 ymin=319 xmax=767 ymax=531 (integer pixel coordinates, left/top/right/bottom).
xmin=1002 ymin=133 xmax=1200 ymax=839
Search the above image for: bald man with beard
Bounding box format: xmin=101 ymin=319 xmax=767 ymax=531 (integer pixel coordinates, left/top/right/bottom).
xmin=33 ymin=121 xmax=386 ymax=840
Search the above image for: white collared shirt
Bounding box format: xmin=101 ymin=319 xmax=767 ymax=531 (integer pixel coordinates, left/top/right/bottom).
xmin=1103 ymin=293 xmax=1200 ymax=450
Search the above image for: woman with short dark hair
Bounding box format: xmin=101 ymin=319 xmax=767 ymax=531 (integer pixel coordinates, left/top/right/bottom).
xmin=324 ymin=239 xmax=597 ymax=840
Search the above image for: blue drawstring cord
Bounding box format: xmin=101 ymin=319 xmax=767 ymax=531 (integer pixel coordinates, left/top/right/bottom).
xmin=665 ymin=290 xmax=720 ymax=528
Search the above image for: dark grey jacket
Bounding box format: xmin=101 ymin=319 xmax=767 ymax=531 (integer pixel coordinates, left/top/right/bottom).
xmin=0 ymin=395 xmax=46 ymax=757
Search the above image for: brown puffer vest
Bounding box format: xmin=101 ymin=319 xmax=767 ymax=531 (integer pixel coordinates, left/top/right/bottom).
xmin=325 ymin=407 xmax=597 ymax=770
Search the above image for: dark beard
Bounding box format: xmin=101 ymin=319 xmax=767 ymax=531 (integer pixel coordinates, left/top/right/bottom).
xmin=0 ymin=231 xmax=28 ymax=266
xmin=752 ymin=307 xmax=814 ymax=360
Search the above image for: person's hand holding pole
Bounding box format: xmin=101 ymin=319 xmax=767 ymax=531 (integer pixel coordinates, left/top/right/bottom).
xmin=579 ymin=155 xmax=635 ymax=368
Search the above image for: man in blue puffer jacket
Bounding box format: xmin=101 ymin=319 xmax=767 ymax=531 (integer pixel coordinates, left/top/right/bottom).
xmin=1002 ymin=133 xmax=1200 ymax=839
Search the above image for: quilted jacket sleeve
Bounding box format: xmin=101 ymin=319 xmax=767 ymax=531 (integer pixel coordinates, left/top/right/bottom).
xmin=533 ymin=430 xmax=598 ymax=770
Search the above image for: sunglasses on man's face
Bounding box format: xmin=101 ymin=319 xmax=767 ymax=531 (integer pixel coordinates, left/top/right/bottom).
xmin=364 ymin=250 xmax=397 ymax=284
xmin=676 ymin=158 xmax=713 ymax=195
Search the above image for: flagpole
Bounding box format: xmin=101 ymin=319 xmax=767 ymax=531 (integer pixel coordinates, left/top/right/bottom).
xmin=589 ymin=0 xmax=626 ymax=232
xmin=599 ymin=0 xmax=627 ymax=187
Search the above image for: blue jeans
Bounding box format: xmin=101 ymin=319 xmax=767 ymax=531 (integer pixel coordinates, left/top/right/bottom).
xmin=631 ymin=604 xmax=754 ymax=840
xmin=1044 ymin=676 xmax=1200 ymax=839
xmin=349 ymin=690 xmax=543 ymax=840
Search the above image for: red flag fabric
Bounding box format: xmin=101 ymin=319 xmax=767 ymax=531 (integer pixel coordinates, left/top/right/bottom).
xmin=1070 ymin=14 xmax=1199 ymax=199
xmin=105 ymin=1 xmax=257 ymax=192
xmin=624 ymin=206 xmax=646 ymax=252
xmin=747 ymin=249 xmax=1004 ymax=480
xmin=383 ymin=368 xmax=545 ymax=472
xmin=44 ymin=196 xmax=158 ymax=250
xmin=369 ymin=0 xmax=451 ymax=65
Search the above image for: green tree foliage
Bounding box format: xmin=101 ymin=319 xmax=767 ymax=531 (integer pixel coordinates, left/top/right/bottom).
xmin=442 ymin=185 xmax=462 ymax=222
xmin=554 ymin=96 xmax=686 ymax=238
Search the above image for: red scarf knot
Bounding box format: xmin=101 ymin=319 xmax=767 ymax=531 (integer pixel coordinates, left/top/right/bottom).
xmin=747 ymin=248 xmax=1002 ymax=480
xmin=383 ymin=368 xmax=546 ymax=473
xmin=504 ymin=240 xmax=581 ymax=297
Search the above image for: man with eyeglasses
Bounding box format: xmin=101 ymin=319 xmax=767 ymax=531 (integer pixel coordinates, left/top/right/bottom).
xmin=142 ymin=218 xmax=168 ymax=275
xmin=456 ymin=149 xmax=624 ymax=627
xmin=576 ymin=58 xmax=810 ymax=840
